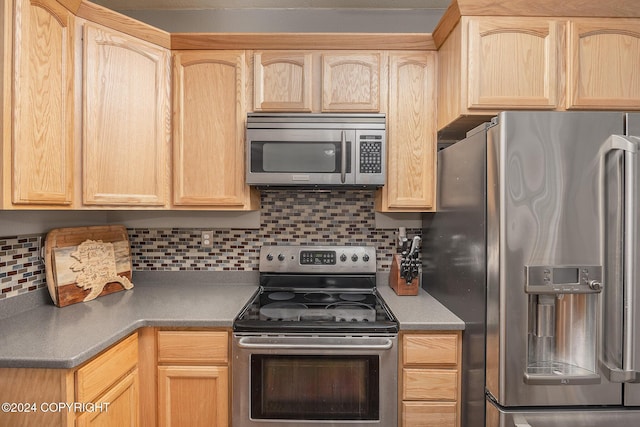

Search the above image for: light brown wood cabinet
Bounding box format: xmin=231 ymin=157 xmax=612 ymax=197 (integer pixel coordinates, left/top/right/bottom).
xmin=156 ymin=330 xmax=229 ymax=427
xmin=0 ymin=333 xmax=139 ymax=427
xmin=377 ymin=52 xmax=437 ymax=212
xmin=466 ymin=17 xmax=563 ymax=110
xmin=321 ymin=52 xmax=380 ymax=112
xmin=5 ymin=0 xmax=75 ymax=208
xmin=400 ymin=332 xmax=461 ymax=427
xmin=75 ymin=333 xmax=140 ymax=427
xmin=76 ymin=369 xmax=139 ymax=427
xmin=81 ymin=21 xmax=171 ymax=207
xmin=437 ymin=16 xmax=564 ymax=132
xmin=0 ymin=369 xmax=75 ymax=426
xmin=253 ymin=51 xmax=313 ymax=112
xmin=567 ymin=18 xmax=640 ymax=109
xmin=251 ymin=51 xmax=380 ymax=113
xmin=6 ymin=1 xmax=259 ymax=212
xmin=172 ymin=50 xmax=258 ymax=209
xmin=3 ymin=1 xmax=175 ymax=210
xmin=437 ymin=16 xmax=640 ymax=134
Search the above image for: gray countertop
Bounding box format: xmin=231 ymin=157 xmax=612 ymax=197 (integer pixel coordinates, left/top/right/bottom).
xmin=0 ymin=272 xmax=463 ymax=369
xmin=378 ymin=284 xmax=464 ymax=331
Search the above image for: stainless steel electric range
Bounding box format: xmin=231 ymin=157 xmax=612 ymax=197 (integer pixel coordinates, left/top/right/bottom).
xmin=232 ymin=245 xmax=398 ymax=427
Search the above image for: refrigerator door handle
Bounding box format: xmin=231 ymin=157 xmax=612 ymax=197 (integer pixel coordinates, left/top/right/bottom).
xmin=600 ymin=134 xmax=640 ymax=383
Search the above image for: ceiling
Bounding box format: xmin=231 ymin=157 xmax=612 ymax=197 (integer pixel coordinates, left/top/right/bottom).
xmin=93 ymin=0 xmax=450 ymax=33
xmin=93 ymin=0 xmax=451 ymax=10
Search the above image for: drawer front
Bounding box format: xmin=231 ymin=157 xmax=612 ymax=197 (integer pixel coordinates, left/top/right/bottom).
xmin=403 ymin=333 xmax=458 ymax=365
xmin=157 ymin=330 xmax=228 ymax=364
xmin=76 ymin=333 xmax=138 ymax=403
xmin=402 ymin=401 xmax=457 ymax=427
xmin=403 ymin=368 xmax=458 ymax=401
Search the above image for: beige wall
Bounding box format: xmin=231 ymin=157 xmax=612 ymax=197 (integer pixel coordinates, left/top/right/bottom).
xmin=116 ymin=8 xmax=445 ymax=33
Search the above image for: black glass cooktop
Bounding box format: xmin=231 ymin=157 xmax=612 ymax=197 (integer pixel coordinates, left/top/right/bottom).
xmin=233 ymin=287 xmax=398 ymax=334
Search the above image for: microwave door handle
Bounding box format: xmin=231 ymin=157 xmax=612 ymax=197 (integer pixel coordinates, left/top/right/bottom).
xmin=600 ymin=135 xmax=640 ymax=383
xmin=341 ymin=130 xmax=347 ymax=183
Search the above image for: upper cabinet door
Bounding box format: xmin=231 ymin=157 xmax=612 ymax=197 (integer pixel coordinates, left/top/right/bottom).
xmin=172 ymin=51 xmax=257 ymax=209
xmin=467 ymin=17 xmax=563 ymax=109
xmin=567 ymin=18 xmax=640 ymax=110
xmin=322 ymin=53 xmax=380 ymax=112
xmin=254 ymin=51 xmax=312 ymax=112
xmin=11 ymin=0 xmax=75 ymax=206
xmin=82 ymin=22 xmax=170 ymax=206
xmin=380 ymin=52 xmax=437 ymax=212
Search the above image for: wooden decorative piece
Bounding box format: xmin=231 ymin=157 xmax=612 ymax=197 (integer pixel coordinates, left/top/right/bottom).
xmin=45 ymin=225 xmax=134 ymax=307
xmin=389 ymin=254 xmax=419 ymax=296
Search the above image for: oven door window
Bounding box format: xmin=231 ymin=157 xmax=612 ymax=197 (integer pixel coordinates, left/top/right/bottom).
xmin=251 ymin=355 xmax=379 ymax=420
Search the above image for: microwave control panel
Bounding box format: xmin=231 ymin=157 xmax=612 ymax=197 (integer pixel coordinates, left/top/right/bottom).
xmin=359 ymin=135 xmax=383 ymax=174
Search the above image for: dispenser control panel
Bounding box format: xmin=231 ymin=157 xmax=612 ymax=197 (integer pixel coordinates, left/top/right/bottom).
xmin=525 ymin=265 xmax=603 ymax=294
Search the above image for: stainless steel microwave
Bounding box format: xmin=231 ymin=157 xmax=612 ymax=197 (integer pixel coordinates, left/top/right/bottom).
xmin=246 ymin=113 xmax=386 ymax=187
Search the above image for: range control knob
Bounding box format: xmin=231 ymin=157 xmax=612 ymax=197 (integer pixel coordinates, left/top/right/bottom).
xmin=589 ymin=280 xmax=603 ymax=291
xmin=351 ymin=254 xmax=359 ymax=262
xmin=278 ymin=254 xmax=285 ymax=262
xmin=340 ymin=254 xmax=347 ymax=262
xmin=362 ymin=254 xmax=370 ymax=262
xmin=266 ymin=253 xmax=274 ymax=261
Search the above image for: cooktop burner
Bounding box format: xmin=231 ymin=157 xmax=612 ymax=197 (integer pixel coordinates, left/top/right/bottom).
xmin=267 ymin=291 xmax=295 ymax=301
xmin=339 ymin=293 xmax=367 ymax=302
xmin=233 ymin=245 xmax=398 ymax=334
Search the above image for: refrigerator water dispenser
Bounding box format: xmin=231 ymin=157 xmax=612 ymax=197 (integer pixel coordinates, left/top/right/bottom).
xmin=524 ymin=265 xmax=603 ymax=385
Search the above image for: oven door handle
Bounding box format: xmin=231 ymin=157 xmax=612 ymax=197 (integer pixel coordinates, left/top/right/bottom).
xmin=236 ymin=336 xmax=394 ymax=350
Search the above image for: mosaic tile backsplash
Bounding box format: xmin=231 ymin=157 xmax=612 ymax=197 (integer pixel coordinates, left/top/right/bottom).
xmin=0 ymin=235 xmax=46 ymax=300
xmin=0 ymin=190 xmax=420 ymax=301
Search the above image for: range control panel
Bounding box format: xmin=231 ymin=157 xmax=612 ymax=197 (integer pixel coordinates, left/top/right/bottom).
xmin=300 ymin=250 xmax=337 ymax=265
xmin=260 ymin=245 xmax=376 ymax=274
xmin=525 ymin=265 xmax=603 ymax=294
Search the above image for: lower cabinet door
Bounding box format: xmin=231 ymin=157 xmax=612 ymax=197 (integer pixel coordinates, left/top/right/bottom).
xmin=158 ymin=365 xmax=228 ymax=427
xmin=402 ymin=401 xmax=457 ymax=427
xmin=76 ymin=369 xmax=139 ymax=427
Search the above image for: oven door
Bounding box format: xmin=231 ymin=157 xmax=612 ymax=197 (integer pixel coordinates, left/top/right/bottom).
xmin=246 ymin=129 xmax=356 ymax=186
xmin=232 ymin=335 xmax=398 ymax=427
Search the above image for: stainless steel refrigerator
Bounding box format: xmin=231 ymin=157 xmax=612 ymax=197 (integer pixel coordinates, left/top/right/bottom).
xmin=423 ymin=111 xmax=640 ymax=427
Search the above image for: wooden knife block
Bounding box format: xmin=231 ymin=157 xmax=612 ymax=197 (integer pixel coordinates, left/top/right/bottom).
xmin=389 ymin=254 xmax=419 ymax=296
